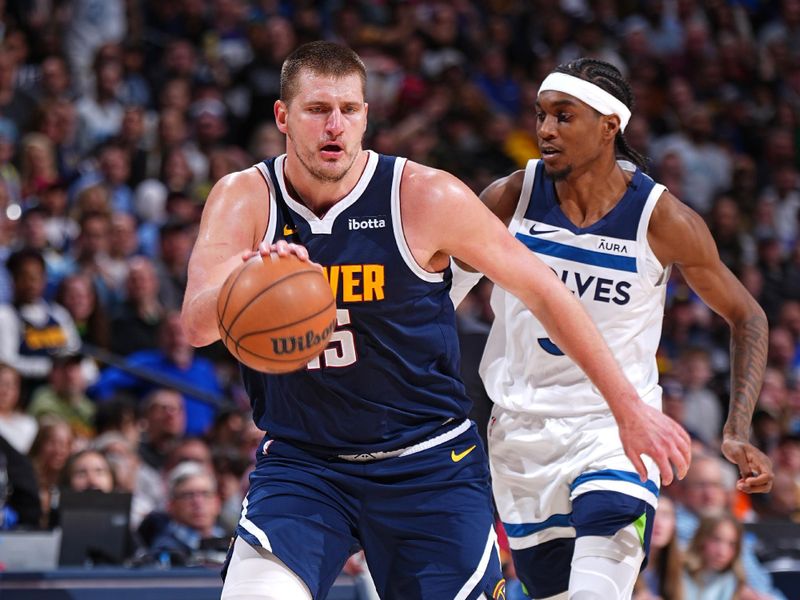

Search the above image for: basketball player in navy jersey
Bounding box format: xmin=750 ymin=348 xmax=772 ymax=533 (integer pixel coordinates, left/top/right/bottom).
xmin=182 ymin=43 xmax=689 ymax=600
xmin=451 ymin=58 xmax=774 ymax=600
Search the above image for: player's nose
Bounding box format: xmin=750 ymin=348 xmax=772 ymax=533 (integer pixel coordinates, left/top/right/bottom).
xmin=538 ymin=115 xmax=558 ymax=139
xmin=326 ymin=109 xmax=344 ymax=136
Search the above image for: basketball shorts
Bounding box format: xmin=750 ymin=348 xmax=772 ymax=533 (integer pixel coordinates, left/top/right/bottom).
xmin=232 ymin=422 xmax=506 ymax=600
xmin=488 ymin=405 xmax=659 ymax=599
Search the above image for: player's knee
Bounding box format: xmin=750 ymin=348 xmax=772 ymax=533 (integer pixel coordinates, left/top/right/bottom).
xmin=569 ymin=560 xmax=635 ymax=600
xmin=573 ymin=525 xmax=643 ymax=567
xmin=569 ymin=526 xmax=644 ymax=600
xmin=221 ymin=538 xmax=312 ymax=600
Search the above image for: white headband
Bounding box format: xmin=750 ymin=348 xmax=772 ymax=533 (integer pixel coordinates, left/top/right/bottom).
xmin=539 ymin=72 xmax=631 ymax=132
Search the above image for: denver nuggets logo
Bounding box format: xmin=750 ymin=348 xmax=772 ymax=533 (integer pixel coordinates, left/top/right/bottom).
xmin=492 ymin=578 xmax=506 ymax=599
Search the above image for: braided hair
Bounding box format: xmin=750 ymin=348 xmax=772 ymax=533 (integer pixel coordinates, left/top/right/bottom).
xmin=554 ymin=58 xmax=649 ymax=172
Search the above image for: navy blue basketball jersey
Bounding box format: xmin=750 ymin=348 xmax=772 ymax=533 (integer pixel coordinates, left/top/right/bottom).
xmin=242 ymin=151 xmax=470 ymax=455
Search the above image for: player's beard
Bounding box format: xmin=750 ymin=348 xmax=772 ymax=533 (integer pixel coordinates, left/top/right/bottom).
xmin=289 ymin=134 xmax=360 ymax=184
xmin=544 ymin=163 xmax=572 ymax=181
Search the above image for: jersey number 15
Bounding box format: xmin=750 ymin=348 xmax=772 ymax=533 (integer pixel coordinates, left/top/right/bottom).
xmin=306 ymin=309 xmax=357 ymax=369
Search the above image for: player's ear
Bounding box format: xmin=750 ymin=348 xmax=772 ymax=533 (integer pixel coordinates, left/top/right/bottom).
xmin=274 ymin=100 xmax=288 ymax=134
xmin=602 ymin=114 xmax=620 ymax=140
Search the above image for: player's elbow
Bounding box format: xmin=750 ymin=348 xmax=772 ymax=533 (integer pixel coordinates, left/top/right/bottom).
xmin=735 ymin=294 xmax=768 ymax=332
xmin=180 ymin=306 xmax=217 ymax=348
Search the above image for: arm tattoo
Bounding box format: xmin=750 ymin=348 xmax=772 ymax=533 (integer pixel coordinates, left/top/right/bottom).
xmin=724 ymin=312 xmax=768 ymax=439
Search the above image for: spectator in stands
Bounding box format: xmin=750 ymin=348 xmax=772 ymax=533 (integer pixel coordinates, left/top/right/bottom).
xmin=138 ymin=388 xmax=186 ymax=471
xmin=164 ymin=437 xmax=213 ymax=475
xmin=110 ymin=256 xmax=164 ymax=356
xmin=90 ymin=312 xmax=222 ymax=436
xmin=0 ymin=120 xmax=20 ymax=207
xmin=154 ymin=218 xmax=193 ymax=311
xmin=114 ymin=105 xmax=149 ymax=187
xmin=73 ymin=142 xmax=135 ymax=216
xmin=38 ymin=179 xmax=78 ymax=253
xmin=634 ymin=495 xmax=685 ymax=600
xmin=19 ymin=132 xmax=59 ymax=202
xmin=0 ymin=49 xmax=36 ymax=135
xmin=675 ymin=452 xmax=786 ymax=599
xmin=0 ymin=248 xmax=82 ymax=405
xmin=15 ymin=205 xmax=73 ymax=296
xmin=61 ymin=448 xmax=114 ymax=493
xmin=28 ymin=417 xmax=73 ymax=528
xmin=759 ymin=165 xmax=800 ymax=253
xmin=755 ymin=469 xmax=800 ymax=523
xmin=68 ymin=210 xmax=120 ymax=308
xmin=677 ymin=347 xmax=724 ymax=448
xmin=92 ymin=432 xmax=165 ymax=529
xmin=75 ymin=56 xmax=125 ymax=155
xmin=32 ymin=55 xmax=73 ymax=105
xmin=206 ymin=407 xmax=245 ymax=455
xmin=212 ymin=447 xmax=248 ymax=536
xmin=63 ymin=0 xmax=125 ymax=96
xmin=27 ymin=351 xmax=95 ymax=441
xmin=682 ymin=514 xmax=748 ymax=600
xmin=0 ymin=362 xmax=38 ymax=454
xmin=771 ymin=435 xmax=800 ymax=481
xmin=708 ymin=194 xmax=757 ymax=276
xmin=652 ymin=103 xmax=733 ymax=214
xmin=55 ymin=272 xmax=111 ymax=351
xmin=106 ymin=212 xmax=139 ymax=281
xmin=0 ymin=433 xmax=42 ymax=529
xmin=147 ymin=461 xmax=225 ymax=565
xmin=93 ymin=395 xmax=139 ymax=448
xmin=772 ymin=326 xmax=799 ymax=379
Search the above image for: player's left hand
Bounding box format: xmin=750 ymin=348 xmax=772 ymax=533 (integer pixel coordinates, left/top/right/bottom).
xmin=617 ymin=403 xmax=691 ymax=486
xmin=721 ymin=436 xmax=774 ymax=494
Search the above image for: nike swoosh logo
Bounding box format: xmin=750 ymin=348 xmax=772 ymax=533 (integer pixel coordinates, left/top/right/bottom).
xmin=451 ymin=445 xmax=477 ymax=462
xmin=528 ymin=224 xmax=559 ymax=235
xmin=283 ymin=224 xmax=296 ymax=236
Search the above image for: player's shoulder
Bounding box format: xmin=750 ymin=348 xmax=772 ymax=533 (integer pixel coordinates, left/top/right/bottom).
xmin=650 ymin=187 xmax=704 ymax=232
xmin=483 ymin=168 xmax=525 ymax=198
xmin=649 ymin=187 xmax=715 ymax=263
xmin=479 ymin=169 xmax=525 ymax=225
xmin=205 ymin=166 xmax=265 ymax=207
xmin=215 ymin=165 xmax=265 ymax=194
xmin=400 ymin=159 xmax=473 ymax=202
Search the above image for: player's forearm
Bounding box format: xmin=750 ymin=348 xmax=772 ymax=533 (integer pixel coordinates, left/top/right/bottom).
xmin=181 ymin=287 xmax=222 ymax=347
xmin=723 ymin=307 xmax=768 ymax=440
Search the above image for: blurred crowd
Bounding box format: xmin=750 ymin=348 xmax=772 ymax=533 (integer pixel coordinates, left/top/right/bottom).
xmin=0 ymin=0 xmax=798 ymax=597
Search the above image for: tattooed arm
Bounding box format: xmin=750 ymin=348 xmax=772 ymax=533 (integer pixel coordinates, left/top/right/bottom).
xmin=650 ymin=191 xmax=773 ymax=493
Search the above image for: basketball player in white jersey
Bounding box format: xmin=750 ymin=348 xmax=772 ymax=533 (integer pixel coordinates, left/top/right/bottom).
xmin=451 ymin=58 xmax=774 ymax=599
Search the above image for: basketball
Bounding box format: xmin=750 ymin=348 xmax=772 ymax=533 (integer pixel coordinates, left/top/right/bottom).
xmin=216 ymin=253 xmax=337 ymax=373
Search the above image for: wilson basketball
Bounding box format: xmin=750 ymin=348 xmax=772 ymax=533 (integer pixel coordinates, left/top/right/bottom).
xmin=217 ymin=254 xmax=336 ymax=373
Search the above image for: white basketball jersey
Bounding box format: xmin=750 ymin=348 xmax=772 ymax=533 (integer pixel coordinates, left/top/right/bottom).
xmin=480 ymin=159 xmax=669 ymax=416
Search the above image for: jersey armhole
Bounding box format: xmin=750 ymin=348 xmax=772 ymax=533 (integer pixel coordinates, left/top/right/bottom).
xmin=509 ymin=159 xmax=538 ymax=236
xmin=391 ymin=158 xmax=445 ymax=283
xmin=253 ymin=162 xmax=278 ymax=247
xmin=637 ymin=183 xmax=669 ymax=290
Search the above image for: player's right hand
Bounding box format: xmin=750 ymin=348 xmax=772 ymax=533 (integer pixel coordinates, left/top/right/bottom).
xmin=242 ymin=240 xmax=319 ymax=269
xmin=617 ymin=404 xmax=691 ymax=486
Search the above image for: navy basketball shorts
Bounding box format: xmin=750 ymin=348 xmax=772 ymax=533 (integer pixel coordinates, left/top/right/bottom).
xmin=233 ymin=422 xmax=506 ymax=600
